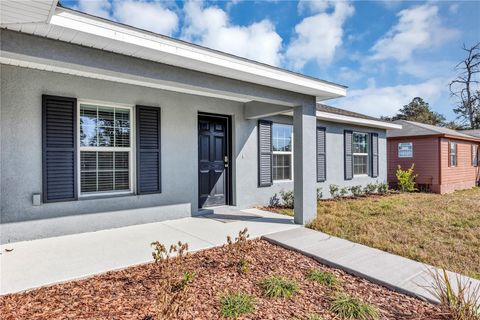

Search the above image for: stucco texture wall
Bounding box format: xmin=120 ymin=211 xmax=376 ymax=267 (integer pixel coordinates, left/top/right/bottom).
xmin=1 ymin=65 xmax=386 ymax=242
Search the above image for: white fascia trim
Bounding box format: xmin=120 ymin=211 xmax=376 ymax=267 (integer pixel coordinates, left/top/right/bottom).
xmin=0 ymin=56 xmax=251 ymax=103
xmin=316 ymin=111 xmax=402 ymax=130
xmin=49 ymin=8 xmax=346 ymax=98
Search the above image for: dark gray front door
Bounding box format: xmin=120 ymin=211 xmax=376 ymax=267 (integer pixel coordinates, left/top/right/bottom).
xmin=198 ymin=115 xmax=229 ymax=208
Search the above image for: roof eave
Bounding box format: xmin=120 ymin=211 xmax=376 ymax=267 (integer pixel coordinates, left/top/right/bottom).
xmin=315 ymin=111 xmax=402 ymax=130
xmin=25 ymin=6 xmax=345 ymax=99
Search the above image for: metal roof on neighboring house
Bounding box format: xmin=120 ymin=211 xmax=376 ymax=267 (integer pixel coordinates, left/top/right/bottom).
xmin=460 ymin=129 xmax=480 ymax=138
xmin=387 ymin=120 xmax=480 ymax=141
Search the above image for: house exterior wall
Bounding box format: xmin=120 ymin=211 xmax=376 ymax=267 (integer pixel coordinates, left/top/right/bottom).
xmin=387 ymin=137 xmax=440 ymax=191
xmin=439 ymin=138 xmax=479 ymax=193
xmin=1 ymin=65 xmax=387 ymax=243
xmin=387 ymin=136 xmax=479 ymax=193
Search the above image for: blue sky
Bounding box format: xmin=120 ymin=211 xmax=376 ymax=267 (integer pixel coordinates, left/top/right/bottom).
xmin=62 ymin=0 xmax=480 ymax=121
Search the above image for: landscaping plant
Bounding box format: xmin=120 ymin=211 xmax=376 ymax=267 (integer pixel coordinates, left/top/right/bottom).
xmin=330 ymin=291 xmax=379 ymax=320
xmin=308 ymin=269 xmax=338 ymax=288
xmin=377 ymin=182 xmax=389 ymax=194
xmin=329 ymin=184 xmax=340 ymax=198
xmin=260 ymin=275 xmax=299 ymax=298
xmin=219 ymin=292 xmax=255 ymax=318
xmin=280 ymin=190 xmax=294 ymax=208
xmin=339 ymin=186 xmax=350 ymax=198
xmin=426 ymin=268 xmax=480 ymax=320
xmin=226 ymin=228 xmax=254 ymax=274
xmin=150 ymin=240 xmax=193 ymax=320
xmin=349 ymin=185 xmax=364 ymax=197
xmin=396 ymin=164 xmax=418 ymax=192
xmin=317 ymin=187 xmax=323 ymax=201
xmin=363 ymin=183 xmax=378 ymax=195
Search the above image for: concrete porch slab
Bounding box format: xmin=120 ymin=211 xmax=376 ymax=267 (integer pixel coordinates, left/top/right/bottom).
xmin=0 ymin=208 xmax=299 ymax=295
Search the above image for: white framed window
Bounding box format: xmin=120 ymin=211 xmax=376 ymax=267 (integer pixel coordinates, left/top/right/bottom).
xmin=272 ymin=123 xmax=293 ymax=181
xmin=398 ymin=142 xmax=413 ymax=158
xmin=78 ymin=102 xmax=133 ymax=196
xmin=353 ymin=132 xmax=369 ymax=176
xmin=449 ymin=142 xmax=457 ymax=167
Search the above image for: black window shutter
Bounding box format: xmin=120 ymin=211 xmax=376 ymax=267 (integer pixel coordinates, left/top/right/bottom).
xmin=136 ymin=105 xmax=161 ymax=194
xmin=316 ymin=127 xmax=326 ymax=182
xmin=344 ymin=130 xmax=353 ymax=180
xmin=371 ymin=133 xmax=379 ymax=178
xmin=42 ymin=95 xmax=78 ymax=203
xmin=258 ymin=120 xmax=273 ymax=187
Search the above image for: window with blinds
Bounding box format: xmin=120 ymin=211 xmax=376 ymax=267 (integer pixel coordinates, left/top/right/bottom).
xmin=353 ymin=132 xmax=369 ymax=175
xmin=79 ymin=104 xmax=132 ymax=194
xmin=272 ymin=123 xmax=293 ymax=181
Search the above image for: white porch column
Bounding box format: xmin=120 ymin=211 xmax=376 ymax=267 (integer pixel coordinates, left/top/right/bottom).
xmin=293 ymin=100 xmax=317 ymax=225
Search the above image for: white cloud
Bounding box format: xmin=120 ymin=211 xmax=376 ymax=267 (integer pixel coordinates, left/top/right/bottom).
xmin=76 ymin=0 xmax=178 ymax=36
xmin=75 ymin=0 xmax=111 ymax=19
xmin=449 ymin=3 xmax=459 ymax=14
xmin=181 ymin=1 xmax=283 ymax=66
xmin=335 ymin=78 xmax=448 ymax=117
xmin=286 ymin=1 xmax=354 ymax=70
xmin=370 ymin=4 xmax=459 ymax=61
xmin=113 ymin=1 xmax=178 ymax=36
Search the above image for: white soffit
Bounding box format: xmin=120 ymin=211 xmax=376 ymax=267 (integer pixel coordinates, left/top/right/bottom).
xmin=2 ymin=6 xmax=346 ymax=100
xmin=0 ymin=0 xmax=57 ymax=25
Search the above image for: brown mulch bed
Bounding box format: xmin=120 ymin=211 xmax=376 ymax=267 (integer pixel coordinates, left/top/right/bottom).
xmin=0 ymin=239 xmax=445 ymax=319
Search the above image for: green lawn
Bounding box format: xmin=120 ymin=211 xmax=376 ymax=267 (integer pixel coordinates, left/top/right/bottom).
xmin=269 ymin=188 xmax=480 ymax=279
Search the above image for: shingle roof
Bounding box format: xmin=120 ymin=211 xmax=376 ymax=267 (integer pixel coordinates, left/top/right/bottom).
xmin=316 ymin=104 xmax=390 ymax=123
xmin=460 ymin=129 xmax=480 ymax=138
xmin=387 ymin=120 xmax=478 ymax=140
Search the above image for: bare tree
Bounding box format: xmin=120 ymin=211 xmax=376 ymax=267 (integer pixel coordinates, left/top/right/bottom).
xmin=449 ymin=42 xmax=480 ymax=129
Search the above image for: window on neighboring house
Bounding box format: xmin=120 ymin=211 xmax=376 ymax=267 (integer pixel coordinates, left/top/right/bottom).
xmin=398 ymin=142 xmax=413 ymax=158
xmin=449 ymin=142 xmax=457 ymax=167
xmin=353 ymin=132 xmax=369 ymax=175
xmin=473 ymin=144 xmax=479 ymax=167
xmin=79 ymin=103 xmax=132 ymax=195
xmin=272 ymin=123 xmax=293 ymax=181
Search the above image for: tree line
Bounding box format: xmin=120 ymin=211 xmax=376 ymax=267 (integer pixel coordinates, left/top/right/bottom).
xmin=381 ymin=42 xmax=480 ymax=130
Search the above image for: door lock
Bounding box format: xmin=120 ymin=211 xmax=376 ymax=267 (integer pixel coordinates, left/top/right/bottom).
xmin=224 ymin=156 xmax=229 ymax=163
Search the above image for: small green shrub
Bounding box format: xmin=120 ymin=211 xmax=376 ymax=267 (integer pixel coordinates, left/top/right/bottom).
xmin=339 ymin=187 xmax=350 ymax=197
xmin=349 ymin=185 xmax=364 ymax=197
xmin=219 ymin=292 xmax=255 ymax=318
xmin=396 ymin=164 xmax=418 ymax=192
xmin=317 ymin=187 xmax=323 ymax=201
xmin=237 ymin=257 xmax=249 ymax=274
xmin=329 ymin=184 xmax=340 ymax=198
xmin=280 ymin=190 xmax=294 ymax=208
xmin=308 ymin=269 xmax=338 ymax=287
xmin=377 ymin=182 xmax=389 ymax=194
xmin=426 ymin=269 xmax=480 ymax=320
xmin=260 ymin=276 xmax=299 ymax=298
xmin=363 ymin=183 xmax=378 ymax=194
xmin=330 ymin=292 xmax=379 ymax=319
xmin=175 ymin=271 xmax=195 ymax=290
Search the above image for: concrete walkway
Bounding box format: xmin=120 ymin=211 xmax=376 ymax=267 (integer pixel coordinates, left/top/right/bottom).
xmin=0 ymin=208 xmax=298 ymax=295
xmin=263 ymin=227 xmax=480 ymax=304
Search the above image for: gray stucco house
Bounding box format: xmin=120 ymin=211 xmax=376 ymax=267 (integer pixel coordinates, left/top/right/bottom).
xmin=0 ymin=1 xmax=400 ymax=243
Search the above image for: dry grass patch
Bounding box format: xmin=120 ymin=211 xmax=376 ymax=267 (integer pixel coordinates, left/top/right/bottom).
xmin=269 ymin=188 xmax=480 ymax=279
